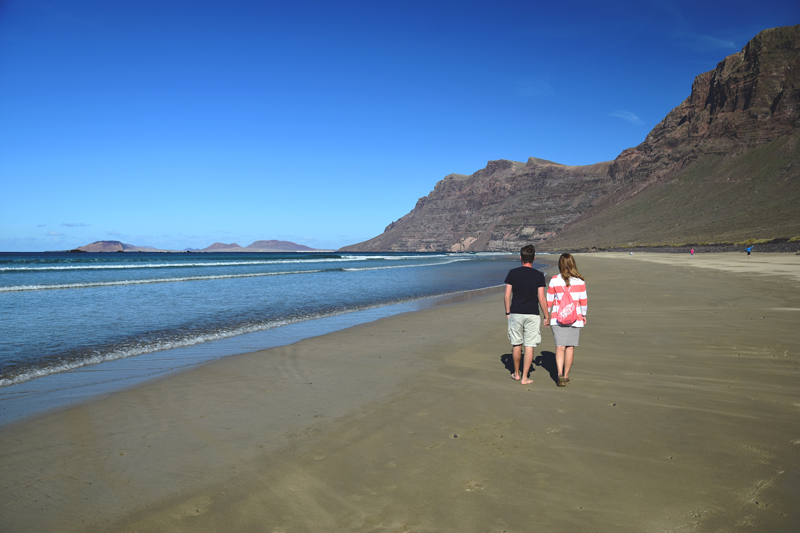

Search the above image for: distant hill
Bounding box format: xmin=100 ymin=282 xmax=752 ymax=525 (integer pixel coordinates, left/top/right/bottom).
xmin=72 ymin=239 xmax=327 ymax=252
xmin=341 ymin=25 xmax=800 ymax=252
xmin=76 ymin=241 xmax=158 ymax=252
xmin=203 ymin=242 xmax=244 ymax=251
xmin=247 ymin=240 xmax=317 ymax=252
xmin=200 ymin=240 xmax=320 ymax=252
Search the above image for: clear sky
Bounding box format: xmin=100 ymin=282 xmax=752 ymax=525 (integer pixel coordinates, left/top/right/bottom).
xmin=1 ymin=1 xmax=797 ymax=251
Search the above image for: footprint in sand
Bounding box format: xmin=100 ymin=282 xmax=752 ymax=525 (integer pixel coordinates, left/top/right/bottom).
xmin=465 ymin=480 xmax=485 ymax=491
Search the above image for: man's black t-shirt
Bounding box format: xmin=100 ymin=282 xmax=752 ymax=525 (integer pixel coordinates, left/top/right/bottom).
xmin=504 ymin=266 xmax=546 ymax=315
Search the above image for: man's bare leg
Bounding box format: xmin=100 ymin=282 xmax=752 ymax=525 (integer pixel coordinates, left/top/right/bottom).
xmin=511 ymin=344 xmax=522 ymax=380
xmin=521 ymin=346 xmax=535 ymax=384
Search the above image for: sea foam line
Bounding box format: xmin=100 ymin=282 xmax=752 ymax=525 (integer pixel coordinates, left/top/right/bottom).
xmin=0 ymin=259 xmax=466 ymax=292
xmin=342 ymin=257 xmax=469 ymax=271
xmin=0 ymin=317 xmax=298 ymax=387
xmin=0 ymin=257 xmax=361 ymax=271
xmin=0 ymin=285 xmax=501 ymax=388
xmin=0 ymin=254 xmax=457 ymax=272
xmin=0 ymin=269 xmax=324 ymax=292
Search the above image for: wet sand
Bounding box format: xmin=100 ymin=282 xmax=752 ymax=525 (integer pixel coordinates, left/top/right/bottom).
xmin=1 ymin=253 xmax=798 ymax=532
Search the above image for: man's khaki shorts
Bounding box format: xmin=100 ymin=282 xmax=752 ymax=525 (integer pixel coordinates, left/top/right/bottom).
xmin=507 ymin=313 xmax=542 ymax=347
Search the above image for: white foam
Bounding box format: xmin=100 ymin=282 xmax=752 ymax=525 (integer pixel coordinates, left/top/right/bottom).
xmin=1 ymin=257 xmax=473 ymax=292
xmin=0 ymin=269 xmax=325 ymax=292
xmin=0 ymin=317 xmax=288 ymax=387
xmin=0 ymin=288 xmax=486 ymax=387
xmin=0 ymin=257 xmax=366 ymax=271
xmin=0 ymin=253 xmax=464 ymax=272
xmin=342 ymin=257 xmax=469 ymax=271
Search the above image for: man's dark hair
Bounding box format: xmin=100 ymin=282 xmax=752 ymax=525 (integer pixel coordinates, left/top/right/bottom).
xmin=520 ymin=245 xmax=536 ymax=264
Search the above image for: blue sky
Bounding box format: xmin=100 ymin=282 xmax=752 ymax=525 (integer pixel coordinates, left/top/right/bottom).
xmin=1 ymin=1 xmax=797 ymax=251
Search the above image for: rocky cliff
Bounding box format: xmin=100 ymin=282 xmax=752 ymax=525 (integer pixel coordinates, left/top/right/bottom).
xmin=341 ymin=158 xmax=614 ymax=252
xmin=342 ymin=25 xmax=800 ymax=252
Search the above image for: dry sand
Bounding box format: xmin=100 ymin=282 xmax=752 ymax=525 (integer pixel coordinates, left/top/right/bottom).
xmin=1 ymin=253 xmax=798 ymax=532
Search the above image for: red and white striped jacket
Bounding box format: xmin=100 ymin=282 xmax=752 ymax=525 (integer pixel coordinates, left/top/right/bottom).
xmin=547 ymin=274 xmax=587 ymax=327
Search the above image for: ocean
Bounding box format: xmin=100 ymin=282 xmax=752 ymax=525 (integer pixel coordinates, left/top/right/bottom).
xmin=1 ymin=251 xmax=537 ymax=422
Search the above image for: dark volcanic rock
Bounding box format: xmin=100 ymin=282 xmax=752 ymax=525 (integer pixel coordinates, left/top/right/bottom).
xmin=545 ymin=25 xmax=800 ymax=250
xmin=606 ymin=25 xmax=800 ymax=198
xmin=340 ymin=159 xmax=614 ymax=252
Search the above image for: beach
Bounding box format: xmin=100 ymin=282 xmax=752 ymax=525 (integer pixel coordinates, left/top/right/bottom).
xmin=1 ymin=252 xmax=798 ymax=532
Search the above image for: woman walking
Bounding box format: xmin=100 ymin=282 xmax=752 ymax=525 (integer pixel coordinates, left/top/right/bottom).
xmin=547 ymin=253 xmax=587 ymax=387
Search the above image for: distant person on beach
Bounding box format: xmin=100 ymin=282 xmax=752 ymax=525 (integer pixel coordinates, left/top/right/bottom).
xmin=690 ymin=248 xmax=695 ymax=257
xmin=547 ymin=253 xmax=588 ymax=387
xmin=504 ymin=245 xmax=550 ymax=385
xmin=746 ymin=246 xmax=753 ymax=258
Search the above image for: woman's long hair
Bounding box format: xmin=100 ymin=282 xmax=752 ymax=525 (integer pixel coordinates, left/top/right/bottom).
xmin=558 ymin=253 xmax=584 ymax=286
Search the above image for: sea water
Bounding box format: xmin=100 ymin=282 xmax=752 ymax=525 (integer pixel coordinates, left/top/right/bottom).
xmin=1 ymin=252 xmax=539 ymax=417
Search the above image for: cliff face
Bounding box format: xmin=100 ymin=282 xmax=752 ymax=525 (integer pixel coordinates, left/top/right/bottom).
xmin=341 ymin=159 xmax=613 ymax=252
xmin=546 ymin=25 xmax=800 ymax=249
xmin=342 ymin=25 xmax=800 ymax=252
xmin=605 ymin=24 xmax=800 ymax=199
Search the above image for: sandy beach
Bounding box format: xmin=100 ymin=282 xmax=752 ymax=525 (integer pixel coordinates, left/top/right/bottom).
xmin=1 ymin=252 xmax=798 ymax=532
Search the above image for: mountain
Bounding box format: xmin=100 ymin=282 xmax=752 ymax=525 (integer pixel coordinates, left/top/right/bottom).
xmin=546 ymin=24 xmax=800 ymax=250
xmin=202 ymin=242 xmax=245 ymax=252
xmin=246 ymin=240 xmax=317 ymax=252
xmin=200 ymin=240 xmax=322 ymax=252
xmin=76 ymin=241 xmax=158 ymax=252
xmin=341 ymin=159 xmax=615 ymax=252
xmin=341 ymin=25 xmax=800 ymax=252
xmin=72 ymin=240 xmax=326 ymax=253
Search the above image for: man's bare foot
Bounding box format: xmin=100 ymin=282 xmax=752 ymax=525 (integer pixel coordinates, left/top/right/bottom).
xmin=511 ymin=373 xmax=521 ymax=381
xmin=521 ymin=377 xmax=533 ymax=385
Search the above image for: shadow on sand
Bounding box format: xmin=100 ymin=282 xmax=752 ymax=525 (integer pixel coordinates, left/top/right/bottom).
xmin=500 ymin=350 xmax=558 ymax=385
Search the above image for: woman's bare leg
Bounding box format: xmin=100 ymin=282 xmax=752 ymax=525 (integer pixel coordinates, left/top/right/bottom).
xmin=555 ymin=345 xmax=565 ymax=377
xmin=563 ymin=346 xmax=575 ymax=380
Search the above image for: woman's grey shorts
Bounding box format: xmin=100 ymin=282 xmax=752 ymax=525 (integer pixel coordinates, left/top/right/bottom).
xmin=552 ymin=324 xmax=581 ymax=347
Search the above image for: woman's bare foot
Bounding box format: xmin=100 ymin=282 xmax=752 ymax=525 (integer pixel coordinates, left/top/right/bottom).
xmin=511 ymin=372 xmax=521 ymax=381
xmin=521 ymin=377 xmax=533 ymax=385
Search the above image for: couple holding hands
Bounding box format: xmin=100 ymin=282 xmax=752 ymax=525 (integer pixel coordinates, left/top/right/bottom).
xmin=504 ymin=245 xmax=587 ymax=387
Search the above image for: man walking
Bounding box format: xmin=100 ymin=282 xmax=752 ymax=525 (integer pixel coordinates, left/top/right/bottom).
xmin=504 ymin=245 xmax=550 ymax=385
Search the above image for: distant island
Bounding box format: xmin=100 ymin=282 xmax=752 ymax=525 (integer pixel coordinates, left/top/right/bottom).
xmin=69 ymin=240 xmax=331 ymax=253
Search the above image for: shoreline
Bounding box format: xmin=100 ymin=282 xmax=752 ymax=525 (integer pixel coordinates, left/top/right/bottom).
xmin=0 ymin=284 xmax=513 ymax=429
xmin=1 ymin=253 xmax=797 ymax=532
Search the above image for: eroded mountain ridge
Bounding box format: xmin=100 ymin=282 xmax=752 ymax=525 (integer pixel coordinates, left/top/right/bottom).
xmin=342 ymin=25 xmax=800 ymax=252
